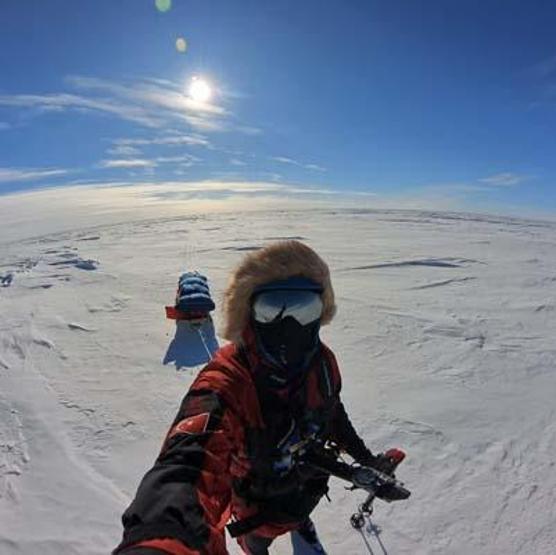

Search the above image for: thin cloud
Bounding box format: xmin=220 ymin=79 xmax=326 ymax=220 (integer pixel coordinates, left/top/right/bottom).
xmin=305 ymin=164 xmax=326 ymax=172
xmin=0 ymin=92 xmax=163 ymax=128
xmin=0 ymin=167 xmax=70 ymax=183
xmin=67 ymin=75 xmax=231 ymax=133
xmin=155 ymin=155 xmax=200 ymax=166
xmin=181 ymin=113 xmax=227 ymax=132
xmin=272 ymin=156 xmax=297 ymax=165
xmin=67 ymin=76 xmax=227 ymax=116
xmin=478 ymin=172 xmax=528 ymax=187
xmin=264 ymin=172 xmax=283 ymax=182
xmin=106 ymin=145 xmax=142 ymax=157
xmin=0 ymin=75 xmax=233 ymax=133
xmin=0 ymin=122 xmax=11 ymax=130
xmin=113 ymin=134 xmax=210 ymax=148
xmin=11 ymin=178 xmax=335 ymax=197
xmin=132 ymin=180 xmax=341 ymax=200
xmin=99 ymin=159 xmax=157 ymax=169
xmin=229 ymin=158 xmax=247 ymax=166
xmin=1 ymin=75 xmax=263 ymax=188
xmin=99 ymin=154 xmax=200 ymax=170
xmin=179 ymin=115 xmax=262 ymax=135
xmin=142 ymin=77 xmax=179 ymax=88
xmin=271 ymin=156 xmax=326 ymax=172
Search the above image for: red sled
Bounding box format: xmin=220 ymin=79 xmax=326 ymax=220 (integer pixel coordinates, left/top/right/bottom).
xmin=165 ymin=306 xmax=211 ymax=322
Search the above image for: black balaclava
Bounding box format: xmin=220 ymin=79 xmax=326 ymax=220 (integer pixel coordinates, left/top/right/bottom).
xmin=254 ymin=316 xmax=320 ymax=374
xmin=250 ymin=277 xmax=324 ymax=385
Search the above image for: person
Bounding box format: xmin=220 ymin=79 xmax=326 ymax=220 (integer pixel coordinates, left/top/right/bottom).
xmin=114 ymin=240 xmax=389 ymax=555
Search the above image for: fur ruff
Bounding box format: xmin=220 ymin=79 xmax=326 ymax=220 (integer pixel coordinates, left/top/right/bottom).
xmin=221 ymin=241 xmax=336 ymax=344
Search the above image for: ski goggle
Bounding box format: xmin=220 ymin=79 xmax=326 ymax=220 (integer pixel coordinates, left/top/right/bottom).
xmin=252 ymin=289 xmax=324 ymax=326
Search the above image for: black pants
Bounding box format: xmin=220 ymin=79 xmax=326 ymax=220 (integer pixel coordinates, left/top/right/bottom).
xmin=238 ymin=477 xmax=329 ymax=554
xmin=240 ymin=518 xmax=323 ymax=555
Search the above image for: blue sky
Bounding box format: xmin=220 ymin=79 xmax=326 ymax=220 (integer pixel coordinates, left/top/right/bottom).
xmin=1 ymin=0 xmax=556 ymax=215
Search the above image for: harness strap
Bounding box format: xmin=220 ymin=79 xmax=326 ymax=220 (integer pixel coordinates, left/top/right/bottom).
xmin=317 ymin=355 xmax=334 ymax=402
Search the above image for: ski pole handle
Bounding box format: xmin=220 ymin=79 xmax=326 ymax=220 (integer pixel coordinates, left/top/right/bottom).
xmin=384 ymin=448 xmax=405 ymax=465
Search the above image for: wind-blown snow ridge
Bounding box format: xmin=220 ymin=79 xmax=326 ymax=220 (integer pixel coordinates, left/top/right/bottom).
xmin=341 ymin=257 xmax=480 ymax=271
xmin=411 ymin=276 xmax=477 ymax=290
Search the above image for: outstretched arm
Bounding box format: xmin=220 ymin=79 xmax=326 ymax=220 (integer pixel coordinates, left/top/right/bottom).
xmin=114 ymin=390 xmax=235 ymax=555
xmin=330 ymin=400 xmax=397 ymax=474
xmin=329 ymin=400 xmax=374 ymax=462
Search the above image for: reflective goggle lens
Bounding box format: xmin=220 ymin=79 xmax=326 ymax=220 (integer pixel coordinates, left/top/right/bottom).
xmin=252 ymin=289 xmax=323 ymax=326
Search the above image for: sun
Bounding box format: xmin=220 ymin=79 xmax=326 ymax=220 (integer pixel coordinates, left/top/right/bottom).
xmin=189 ymin=77 xmax=212 ymax=103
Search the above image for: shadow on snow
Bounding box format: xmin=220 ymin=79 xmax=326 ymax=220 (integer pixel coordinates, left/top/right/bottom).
xmin=163 ymin=319 xmax=219 ymax=370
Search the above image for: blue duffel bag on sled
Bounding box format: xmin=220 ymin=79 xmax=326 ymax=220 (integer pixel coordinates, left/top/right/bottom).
xmin=165 ymin=271 xmax=215 ymax=321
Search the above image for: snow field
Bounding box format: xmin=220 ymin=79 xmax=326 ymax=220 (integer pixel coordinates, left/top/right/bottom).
xmin=1 ymin=208 xmax=555 ymax=554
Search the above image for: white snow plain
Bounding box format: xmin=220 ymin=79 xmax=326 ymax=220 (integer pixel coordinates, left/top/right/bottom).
xmin=1 ymin=192 xmax=556 ymax=555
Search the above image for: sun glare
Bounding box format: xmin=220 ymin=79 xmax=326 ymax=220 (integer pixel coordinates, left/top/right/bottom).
xmin=189 ymin=77 xmax=212 ymax=104
xmin=155 ymin=0 xmax=172 ymax=13
xmin=176 ymin=37 xmax=187 ymax=53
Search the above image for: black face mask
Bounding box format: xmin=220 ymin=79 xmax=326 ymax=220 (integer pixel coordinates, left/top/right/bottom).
xmin=253 ymin=315 xmax=321 ymax=382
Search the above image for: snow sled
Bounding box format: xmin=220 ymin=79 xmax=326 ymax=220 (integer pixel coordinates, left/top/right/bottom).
xmin=163 ymin=271 xmax=219 ymax=368
xmin=165 ymin=271 xmax=216 ymax=323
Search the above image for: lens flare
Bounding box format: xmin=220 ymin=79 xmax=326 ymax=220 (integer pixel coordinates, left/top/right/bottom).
xmin=176 ymin=37 xmax=187 ymax=53
xmin=155 ymin=0 xmax=172 ymax=13
xmin=189 ymin=77 xmax=212 ymax=103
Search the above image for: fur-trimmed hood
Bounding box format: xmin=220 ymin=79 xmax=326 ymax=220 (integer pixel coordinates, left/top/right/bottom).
xmin=221 ymin=240 xmax=336 ymax=344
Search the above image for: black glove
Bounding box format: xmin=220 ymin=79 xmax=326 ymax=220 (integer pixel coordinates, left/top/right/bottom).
xmin=356 ymin=451 xmax=397 ymax=476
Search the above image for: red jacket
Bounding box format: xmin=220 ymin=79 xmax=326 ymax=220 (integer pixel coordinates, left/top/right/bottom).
xmin=114 ymin=337 xmax=370 ymax=555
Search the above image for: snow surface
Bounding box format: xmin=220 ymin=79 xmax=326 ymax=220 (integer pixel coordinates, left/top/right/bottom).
xmin=1 ymin=201 xmax=556 ymax=554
